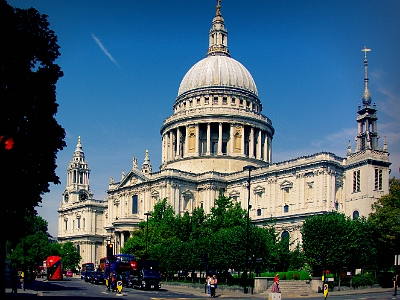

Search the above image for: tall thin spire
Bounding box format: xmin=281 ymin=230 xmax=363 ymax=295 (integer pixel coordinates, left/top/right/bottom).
xmin=206 ymin=0 xmax=230 ymax=57
xmin=355 ymin=47 xmax=380 ymax=152
xmin=361 ymin=46 xmax=372 ymax=107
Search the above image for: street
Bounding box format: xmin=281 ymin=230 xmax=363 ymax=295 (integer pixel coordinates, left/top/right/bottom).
xmin=5 ymin=277 xmax=400 ymax=300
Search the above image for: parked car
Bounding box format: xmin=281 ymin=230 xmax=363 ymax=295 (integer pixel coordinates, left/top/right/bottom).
xmin=65 ymin=270 xmax=73 ymax=277
xmin=80 ymin=271 xmax=86 ymax=280
xmin=89 ymin=271 xmax=105 ymax=285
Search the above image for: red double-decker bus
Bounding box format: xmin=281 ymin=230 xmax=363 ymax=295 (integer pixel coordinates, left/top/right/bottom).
xmin=46 ymin=256 xmax=63 ymax=281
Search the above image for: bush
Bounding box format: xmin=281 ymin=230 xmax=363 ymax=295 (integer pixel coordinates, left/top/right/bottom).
xmin=331 ymin=273 xmax=377 ymax=288
xmin=299 ymin=270 xmax=311 ymax=280
xmin=286 ymin=271 xmax=297 ymax=280
xmin=351 ymin=274 xmax=376 ymax=288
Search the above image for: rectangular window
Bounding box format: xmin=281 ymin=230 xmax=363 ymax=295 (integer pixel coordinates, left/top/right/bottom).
xmin=205 ymin=97 xmax=209 ymax=104
xmin=353 ymin=170 xmax=361 ymax=193
xmin=231 ymin=98 xmax=236 ymax=105
xmin=83 ymin=218 xmax=85 ymax=228
xmin=197 ymin=98 xmax=200 ymax=105
xmin=375 ymin=168 xmax=383 ymax=190
xmin=223 ymin=97 xmax=227 ymax=104
xmin=132 ymin=195 xmax=138 ymax=214
xmin=65 ymin=220 xmax=68 ymax=230
xmin=213 ymin=97 xmax=218 ymax=104
xmin=77 ymin=218 xmax=80 ymax=229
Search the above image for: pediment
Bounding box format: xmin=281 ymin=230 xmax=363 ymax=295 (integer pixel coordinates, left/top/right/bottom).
xmin=253 ymin=185 xmax=265 ymax=194
xmin=229 ymin=190 xmax=240 ymax=197
xmin=117 ymin=169 xmax=148 ymax=188
xmin=280 ymin=180 xmax=293 ymax=189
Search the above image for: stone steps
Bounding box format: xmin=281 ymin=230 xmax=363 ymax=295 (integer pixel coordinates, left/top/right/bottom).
xmin=264 ymin=280 xmax=314 ymax=296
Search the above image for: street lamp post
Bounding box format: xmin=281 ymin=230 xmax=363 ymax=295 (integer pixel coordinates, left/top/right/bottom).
xmin=243 ymin=165 xmax=256 ymax=294
xmin=144 ymin=212 xmax=151 ymax=258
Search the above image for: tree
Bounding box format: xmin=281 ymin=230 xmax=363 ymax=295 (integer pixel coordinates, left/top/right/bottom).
xmin=207 ymin=190 xmax=247 ymax=233
xmin=301 ymin=211 xmax=377 ymax=278
xmin=301 ymin=212 xmax=352 ymax=275
xmin=60 ymin=242 xmax=81 ymax=271
xmin=368 ymin=178 xmax=400 ymax=269
xmin=1 ymin=0 xmax=66 ymax=241
xmin=8 ymin=215 xmax=50 ymax=268
xmin=10 ymin=231 xmax=50 ymax=270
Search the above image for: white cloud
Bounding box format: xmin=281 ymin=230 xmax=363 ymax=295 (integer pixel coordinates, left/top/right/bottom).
xmin=91 ymin=34 xmax=118 ymax=66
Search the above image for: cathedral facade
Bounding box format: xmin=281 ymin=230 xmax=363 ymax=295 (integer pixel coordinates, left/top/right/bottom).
xmin=57 ymin=3 xmax=391 ymax=267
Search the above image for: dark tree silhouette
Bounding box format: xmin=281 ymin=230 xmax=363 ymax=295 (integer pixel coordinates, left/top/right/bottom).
xmin=1 ymin=0 xmax=65 ymax=293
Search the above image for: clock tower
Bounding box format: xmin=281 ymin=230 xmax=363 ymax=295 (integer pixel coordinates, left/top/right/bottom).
xmin=62 ymin=136 xmax=93 ymax=203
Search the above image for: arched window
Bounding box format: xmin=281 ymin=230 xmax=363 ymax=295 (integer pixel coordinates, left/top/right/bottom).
xmin=281 ymin=231 xmax=290 ymax=252
xmin=353 ymin=210 xmax=359 ymax=220
xmin=284 ymin=204 xmax=289 ymax=213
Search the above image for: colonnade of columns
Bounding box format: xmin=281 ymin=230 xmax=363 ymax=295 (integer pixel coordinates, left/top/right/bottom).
xmin=161 ymin=122 xmax=272 ymax=164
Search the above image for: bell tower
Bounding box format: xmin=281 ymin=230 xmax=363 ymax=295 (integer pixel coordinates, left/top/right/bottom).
xmin=62 ymin=136 xmax=93 ymax=204
xmin=345 ymin=47 xmax=391 ymax=218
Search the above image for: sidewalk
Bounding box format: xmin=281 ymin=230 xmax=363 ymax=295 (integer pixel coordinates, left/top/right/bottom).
xmin=4 ymin=277 xmax=45 ymax=298
xmin=163 ymin=283 xmax=397 ymax=299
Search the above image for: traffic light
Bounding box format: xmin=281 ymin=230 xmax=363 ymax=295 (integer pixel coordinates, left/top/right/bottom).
xmin=106 ymin=243 xmax=113 ymax=260
xmin=0 ymin=135 xmax=14 ymax=150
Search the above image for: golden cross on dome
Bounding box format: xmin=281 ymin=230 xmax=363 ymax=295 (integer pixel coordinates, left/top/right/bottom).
xmin=362 ymin=46 xmax=371 ymax=59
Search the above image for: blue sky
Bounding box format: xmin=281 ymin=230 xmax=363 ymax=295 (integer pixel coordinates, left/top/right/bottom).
xmin=8 ymin=0 xmax=400 ymax=237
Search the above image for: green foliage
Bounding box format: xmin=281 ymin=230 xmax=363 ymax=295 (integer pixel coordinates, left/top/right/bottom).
xmin=48 ymin=243 xmax=62 ymax=256
xmin=1 ymin=0 xmax=65 ymax=246
xmin=123 ymin=193 xmax=282 ymax=274
xmin=285 ymin=271 xmax=297 ymax=280
xmin=368 ymin=177 xmax=400 ymax=269
xmin=299 ymin=270 xmax=311 ymax=280
xmin=288 ymin=243 xmax=306 ymax=271
xmin=60 ymin=242 xmax=81 ymax=271
xmin=301 ymin=211 xmax=377 ymax=273
xmin=10 ymin=231 xmax=50 ymax=268
xmin=332 ymin=273 xmax=376 ymax=288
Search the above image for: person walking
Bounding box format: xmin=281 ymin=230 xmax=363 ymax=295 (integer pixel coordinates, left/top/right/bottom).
xmin=212 ymin=274 xmax=218 ymax=297
xmin=271 ymin=273 xmax=280 ymax=293
xmin=11 ymin=268 xmax=18 ymax=294
xmin=210 ymin=275 xmax=216 ymax=297
xmin=20 ymin=270 xmax=25 ymax=291
xmin=206 ymin=275 xmax=211 ymax=297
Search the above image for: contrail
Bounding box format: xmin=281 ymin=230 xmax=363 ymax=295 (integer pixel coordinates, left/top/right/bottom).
xmin=91 ymin=33 xmax=118 ymax=66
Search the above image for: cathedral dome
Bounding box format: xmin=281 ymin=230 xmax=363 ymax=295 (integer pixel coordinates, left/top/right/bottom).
xmin=177 ymin=55 xmax=258 ymax=97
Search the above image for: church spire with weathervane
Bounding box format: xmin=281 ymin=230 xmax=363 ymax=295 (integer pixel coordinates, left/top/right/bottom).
xmin=207 ymin=0 xmax=230 ymax=57
xmin=354 ymin=47 xmax=383 ymax=153
xmin=361 ymin=46 xmax=372 ymax=107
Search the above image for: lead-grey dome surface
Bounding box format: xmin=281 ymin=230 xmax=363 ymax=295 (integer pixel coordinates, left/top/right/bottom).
xmin=178 ymin=55 xmax=258 ymax=96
